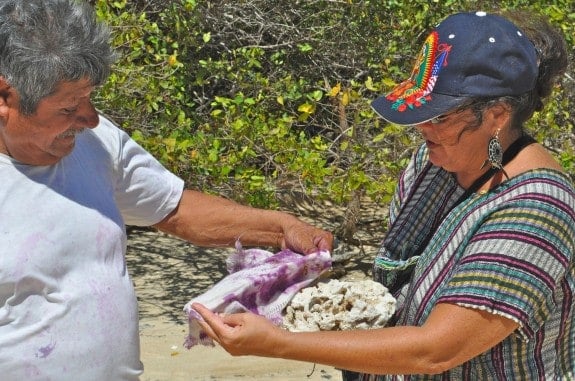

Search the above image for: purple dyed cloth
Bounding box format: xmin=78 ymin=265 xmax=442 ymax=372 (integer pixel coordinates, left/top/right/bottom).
xmin=183 ymin=242 xmax=332 ymax=348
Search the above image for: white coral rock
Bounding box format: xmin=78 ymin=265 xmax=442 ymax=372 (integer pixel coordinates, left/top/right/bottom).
xmin=282 ymin=279 xmax=396 ymax=332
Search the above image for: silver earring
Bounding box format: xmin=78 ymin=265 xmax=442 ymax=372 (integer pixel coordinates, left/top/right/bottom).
xmin=481 ymin=129 xmax=509 ymax=179
xmin=487 ymin=132 xmax=503 ymax=169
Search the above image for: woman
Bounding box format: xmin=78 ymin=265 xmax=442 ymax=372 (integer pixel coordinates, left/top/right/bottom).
xmin=192 ymin=10 xmax=574 ymax=380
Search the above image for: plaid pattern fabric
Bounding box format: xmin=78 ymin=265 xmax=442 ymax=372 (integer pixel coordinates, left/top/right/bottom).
xmin=373 ymin=158 xmax=464 ymax=293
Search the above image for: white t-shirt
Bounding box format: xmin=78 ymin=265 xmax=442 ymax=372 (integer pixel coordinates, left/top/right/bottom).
xmin=0 ymin=116 xmax=184 ymax=380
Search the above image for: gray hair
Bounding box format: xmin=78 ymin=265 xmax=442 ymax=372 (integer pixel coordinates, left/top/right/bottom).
xmin=0 ymin=0 xmax=117 ymax=115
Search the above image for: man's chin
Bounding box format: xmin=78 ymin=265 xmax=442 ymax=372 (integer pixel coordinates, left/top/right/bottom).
xmin=17 ymin=146 xmax=75 ymax=166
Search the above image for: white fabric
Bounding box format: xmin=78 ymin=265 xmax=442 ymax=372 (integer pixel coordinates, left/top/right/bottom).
xmin=183 ymin=242 xmax=332 ymax=348
xmin=0 ymin=116 xmax=184 ymax=380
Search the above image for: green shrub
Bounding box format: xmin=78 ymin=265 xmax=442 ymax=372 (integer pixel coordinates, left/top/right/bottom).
xmin=93 ymin=0 xmax=574 ymax=223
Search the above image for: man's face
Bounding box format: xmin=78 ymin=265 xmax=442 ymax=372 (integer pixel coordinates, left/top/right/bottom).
xmin=0 ymin=78 xmax=99 ymax=166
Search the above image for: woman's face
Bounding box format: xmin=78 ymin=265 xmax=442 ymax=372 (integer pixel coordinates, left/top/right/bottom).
xmin=415 ymin=108 xmax=494 ymax=180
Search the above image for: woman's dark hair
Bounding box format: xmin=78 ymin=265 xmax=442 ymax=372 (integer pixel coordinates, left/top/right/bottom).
xmin=458 ymin=10 xmax=568 ymax=134
xmin=501 ymin=10 xmax=569 ymax=129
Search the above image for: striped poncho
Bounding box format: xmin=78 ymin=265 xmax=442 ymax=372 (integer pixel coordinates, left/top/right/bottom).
xmin=367 ymin=145 xmax=575 ymax=380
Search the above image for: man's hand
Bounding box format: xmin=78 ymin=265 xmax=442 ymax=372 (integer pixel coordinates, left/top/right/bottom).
xmin=280 ymin=220 xmax=333 ymax=254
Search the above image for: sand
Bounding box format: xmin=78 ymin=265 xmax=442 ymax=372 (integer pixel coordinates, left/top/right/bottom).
xmin=139 ymin=316 xmax=342 ymax=381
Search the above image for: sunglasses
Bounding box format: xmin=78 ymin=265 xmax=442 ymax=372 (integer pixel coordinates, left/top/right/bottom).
xmin=429 ymin=114 xmax=450 ymax=124
xmin=428 ymin=107 xmax=468 ymax=125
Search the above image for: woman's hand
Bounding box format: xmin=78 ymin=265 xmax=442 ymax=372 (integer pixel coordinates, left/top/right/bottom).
xmin=191 ymin=303 xmax=286 ymax=357
xmin=192 ymin=302 xmax=519 ymax=375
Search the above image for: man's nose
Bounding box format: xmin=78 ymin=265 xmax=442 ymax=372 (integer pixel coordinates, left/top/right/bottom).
xmin=75 ymin=99 xmax=99 ymax=129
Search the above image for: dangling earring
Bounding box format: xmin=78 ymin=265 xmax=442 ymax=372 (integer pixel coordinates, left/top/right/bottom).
xmin=481 ymin=129 xmax=509 ymax=179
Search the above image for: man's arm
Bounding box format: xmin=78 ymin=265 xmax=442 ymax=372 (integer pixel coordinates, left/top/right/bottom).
xmin=153 ymin=189 xmax=333 ymax=253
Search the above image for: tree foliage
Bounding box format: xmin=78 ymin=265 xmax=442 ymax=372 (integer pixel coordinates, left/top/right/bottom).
xmin=92 ymin=0 xmax=574 ymax=239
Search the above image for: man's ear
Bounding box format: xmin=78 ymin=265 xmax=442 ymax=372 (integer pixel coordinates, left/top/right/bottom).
xmin=0 ymin=77 xmax=13 ymax=117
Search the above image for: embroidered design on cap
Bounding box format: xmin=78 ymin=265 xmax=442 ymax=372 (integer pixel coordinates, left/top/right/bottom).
xmin=386 ymin=31 xmax=451 ymax=112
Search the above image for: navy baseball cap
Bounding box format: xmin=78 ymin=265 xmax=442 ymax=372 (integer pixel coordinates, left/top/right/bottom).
xmin=371 ymin=11 xmax=539 ymax=126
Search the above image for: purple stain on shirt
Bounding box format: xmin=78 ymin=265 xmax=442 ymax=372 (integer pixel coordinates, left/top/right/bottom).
xmin=36 ymin=341 xmax=56 ymax=359
xmin=183 ymin=241 xmax=331 ymax=348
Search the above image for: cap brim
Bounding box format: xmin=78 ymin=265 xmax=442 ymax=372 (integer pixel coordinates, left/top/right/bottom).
xmin=371 ymin=93 xmax=468 ymax=126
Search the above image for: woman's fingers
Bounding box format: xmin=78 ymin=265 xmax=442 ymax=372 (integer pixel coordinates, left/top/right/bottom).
xmin=191 ymin=303 xmax=228 ymax=341
xmin=192 ymin=303 xmax=245 ymax=337
xmin=191 ymin=302 xmax=216 ymax=322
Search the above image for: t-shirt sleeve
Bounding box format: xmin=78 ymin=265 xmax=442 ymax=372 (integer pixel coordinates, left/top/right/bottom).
xmin=437 ymin=199 xmax=574 ymax=340
xmin=97 ymin=117 xmax=185 ymax=226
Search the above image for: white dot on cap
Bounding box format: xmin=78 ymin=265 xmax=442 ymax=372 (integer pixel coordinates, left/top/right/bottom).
xmin=476 ymin=11 xmax=487 ymax=17
xmin=517 ymin=31 xmax=523 ymax=37
xmin=489 ymin=37 xmax=496 ymax=43
xmin=449 ymin=34 xmax=455 ymax=39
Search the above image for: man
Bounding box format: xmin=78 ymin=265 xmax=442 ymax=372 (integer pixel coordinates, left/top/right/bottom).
xmin=0 ymin=1 xmax=332 ymax=380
